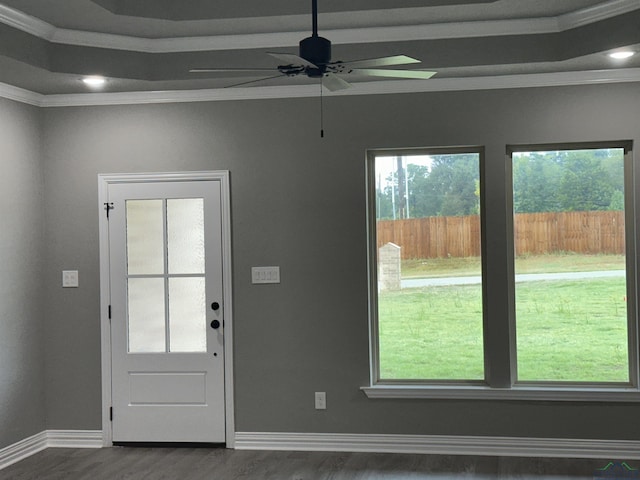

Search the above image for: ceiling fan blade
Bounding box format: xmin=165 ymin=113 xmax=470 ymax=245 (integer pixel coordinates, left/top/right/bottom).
xmin=267 ymin=52 xmax=318 ymax=68
xmin=323 ymin=73 xmax=351 ymax=92
xmin=350 ymin=68 xmax=437 ymax=79
xmin=225 ymin=74 xmax=285 ymax=88
xmin=190 ymin=68 xmax=277 ymax=73
xmin=337 ymin=55 xmax=421 ymax=69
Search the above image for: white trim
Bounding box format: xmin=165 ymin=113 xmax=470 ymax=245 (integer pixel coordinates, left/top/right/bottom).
xmin=99 ymin=171 xmax=231 ymax=184
xmin=98 ymin=171 xmax=235 ymax=448
xmin=0 ymin=82 xmax=44 ymax=107
xmin=27 ymin=68 xmax=640 ymax=108
xmin=0 ymin=4 xmax=55 ymax=39
xmin=46 ymin=19 xmax=559 ymax=53
xmin=218 ymin=172 xmax=236 ymax=448
xmin=0 ymin=0 xmax=637 ymax=53
xmin=557 ymin=0 xmax=640 ymax=30
xmin=361 ymin=384 xmax=640 ymax=402
xmin=98 ymin=175 xmax=113 ymax=447
xmin=46 ymin=430 xmax=103 ymax=449
xmin=50 ymin=29 xmax=307 ymax=54
xmin=0 ymin=68 xmax=639 ymax=109
xmin=234 ymin=432 xmax=640 ymax=459
xmin=0 ymin=430 xmax=102 ymax=471
xmin=326 ymin=18 xmax=559 ymax=45
xmin=0 ymin=432 xmax=47 ymax=471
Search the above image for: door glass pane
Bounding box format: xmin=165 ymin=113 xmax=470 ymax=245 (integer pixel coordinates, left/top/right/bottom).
xmin=169 ymin=278 xmax=206 ymax=352
xmin=512 ymin=147 xmax=628 ymax=382
xmin=167 ymin=199 xmax=205 ymax=274
xmin=128 ymin=278 xmax=166 ymax=353
xmin=374 ymin=151 xmax=484 ymax=380
xmin=126 ymin=200 xmax=164 ymax=275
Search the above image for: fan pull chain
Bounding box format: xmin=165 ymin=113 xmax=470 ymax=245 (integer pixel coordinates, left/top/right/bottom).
xmin=320 ymin=78 xmax=324 ymax=138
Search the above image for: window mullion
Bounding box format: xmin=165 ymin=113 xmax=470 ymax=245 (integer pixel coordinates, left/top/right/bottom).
xmin=482 ymin=146 xmax=517 ymax=388
xmin=626 ymin=145 xmax=639 ymax=387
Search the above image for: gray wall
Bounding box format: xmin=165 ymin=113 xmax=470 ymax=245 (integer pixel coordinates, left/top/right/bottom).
xmin=0 ymin=98 xmax=45 ymax=449
xmin=33 ymin=81 xmax=640 ymax=440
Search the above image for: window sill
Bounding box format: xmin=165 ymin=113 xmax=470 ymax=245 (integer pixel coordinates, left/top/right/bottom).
xmin=361 ymin=384 xmax=640 ymax=402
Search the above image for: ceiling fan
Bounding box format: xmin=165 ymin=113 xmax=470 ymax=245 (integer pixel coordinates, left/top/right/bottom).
xmin=190 ymin=0 xmax=437 ymax=91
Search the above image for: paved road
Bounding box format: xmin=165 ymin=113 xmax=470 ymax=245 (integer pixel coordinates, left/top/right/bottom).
xmin=401 ymin=269 xmax=626 ymax=288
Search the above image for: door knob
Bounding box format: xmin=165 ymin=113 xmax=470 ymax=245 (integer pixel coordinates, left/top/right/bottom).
xmin=210 ymin=319 xmax=221 ymax=329
xmin=211 ymin=302 xmax=220 ymax=311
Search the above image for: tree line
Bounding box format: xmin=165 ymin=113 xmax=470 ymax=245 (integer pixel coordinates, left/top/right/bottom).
xmin=376 ymin=149 xmax=624 ymax=220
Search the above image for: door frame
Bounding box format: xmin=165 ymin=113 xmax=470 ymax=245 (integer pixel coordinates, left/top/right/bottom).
xmin=98 ymin=171 xmax=234 ymax=447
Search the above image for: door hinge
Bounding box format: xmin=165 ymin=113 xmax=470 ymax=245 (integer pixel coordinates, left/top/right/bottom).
xmin=104 ymin=202 xmax=114 ymax=219
xmin=108 ymin=305 xmax=111 ymax=319
xmin=110 ymin=407 xmax=113 ymax=421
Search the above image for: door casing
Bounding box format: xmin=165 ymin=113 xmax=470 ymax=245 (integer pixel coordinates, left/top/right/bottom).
xmin=98 ymin=171 xmax=234 ymax=447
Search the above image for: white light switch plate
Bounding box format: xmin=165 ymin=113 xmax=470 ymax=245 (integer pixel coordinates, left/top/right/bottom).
xmin=62 ymin=270 xmax=79 ymax=288
xmin=251 ymin=266 xmax=280 ymax=284
xmin=315 ymin=392 xmax=326 ymax=410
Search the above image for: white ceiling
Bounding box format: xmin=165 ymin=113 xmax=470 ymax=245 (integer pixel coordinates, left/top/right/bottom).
xmin=0 ymin=0 xmax=639 ymax=106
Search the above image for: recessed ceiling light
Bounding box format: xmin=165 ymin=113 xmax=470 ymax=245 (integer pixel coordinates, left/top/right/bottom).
xmin=82 ymin=76 xmax=106 ymax=87
xmin=608 ymin=51 xmax=635 ymax=60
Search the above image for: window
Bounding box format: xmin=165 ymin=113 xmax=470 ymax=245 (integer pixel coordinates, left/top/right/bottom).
xmin=367 ymin=147 xmax=485 ymax=383
xmin=364 ymin=142 xmax=639 ymax=400
xmin=511 ymin=145 xmax=633 ymax=385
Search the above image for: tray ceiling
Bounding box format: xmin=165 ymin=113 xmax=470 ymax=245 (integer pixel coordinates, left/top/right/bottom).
xmin=0 ymin=0 xmax=638 ymax=104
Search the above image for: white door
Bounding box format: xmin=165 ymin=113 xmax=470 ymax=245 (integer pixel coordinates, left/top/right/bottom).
xmin=107 ymin=180 xmax=225 ymax=443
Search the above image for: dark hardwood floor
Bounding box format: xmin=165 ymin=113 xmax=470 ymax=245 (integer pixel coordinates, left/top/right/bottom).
xmin=0 ymin=447 xmax=625 ymax=479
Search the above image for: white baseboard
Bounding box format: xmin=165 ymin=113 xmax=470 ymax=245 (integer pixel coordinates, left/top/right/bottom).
xmin=5 ymin=430 xmax=640 ymax=471
xmin=234 ymin=432 xmax=640 ymax=460
xmin=46 ymin=430 xmax=103 ymax=449
xmin=0 ymin=430 xmax=103 ymax=470
xmin=0 ymin=432 xmax=48 ymax=470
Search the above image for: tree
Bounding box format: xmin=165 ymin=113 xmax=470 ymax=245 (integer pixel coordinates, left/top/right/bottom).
xmin=557 ymin=153 xmax=614 ymax=211
xmin=513 ymin=149 xmax=623 ymax=213
xmin=599 ymin=149 xmax=624 ymax=192
xmin=609 ymin=190 xmax=624 ymax=211
xmin=376 ymin=186 xmax=394 ymax=220
xmin=512 ymin=153 xmax=562 ymax=213
xmin=375 ymin=154 xmax=480 ymax=220
xmin=410 ymin=154 xmax=479 ymax=217
xmin=406 ymin=163 xmax=433 ymax=218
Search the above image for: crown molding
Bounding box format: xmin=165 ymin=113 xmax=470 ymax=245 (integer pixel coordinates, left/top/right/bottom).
xmin=47 ymin=17 xmax=561 ymax=53
xmin=0 ymin=4 xmax=54 ymax=38
xmin=0 ymin=68 xmax=626 ymax=108
xmin=49 ymin=29 xmax=307 ymax=53
xmin=0 ymin=0 xmax=638 ymax=53
xmin=0 ymin=82 xmax=44 ymax=106
xmin=557 ymin=0 xmax=640 ymax=30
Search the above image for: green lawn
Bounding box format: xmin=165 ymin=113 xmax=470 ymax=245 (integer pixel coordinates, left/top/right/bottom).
xmin=379 ymin=284 xmax=485 ymax=380
xmin=515 ymin=278 xmax=628 ymax=382
xmin=378 ymin=258 xmax=629 ymax=382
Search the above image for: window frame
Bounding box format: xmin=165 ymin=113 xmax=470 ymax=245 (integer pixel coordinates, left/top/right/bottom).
xmin=365 ymin=145 xmax=489 ymax=387
xmin=363 ymin=141 xmax=640 ymax=402
xmin=507 ymin=141 xmax=638 ymax=389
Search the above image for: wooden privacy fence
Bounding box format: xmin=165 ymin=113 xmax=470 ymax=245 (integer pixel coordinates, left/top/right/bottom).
xmin=377 ymin=211 xmax=625 ymax=259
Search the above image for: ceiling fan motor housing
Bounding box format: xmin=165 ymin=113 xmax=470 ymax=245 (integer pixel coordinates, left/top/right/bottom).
xmin=300 ymin=35 xmax=331 ymax=76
